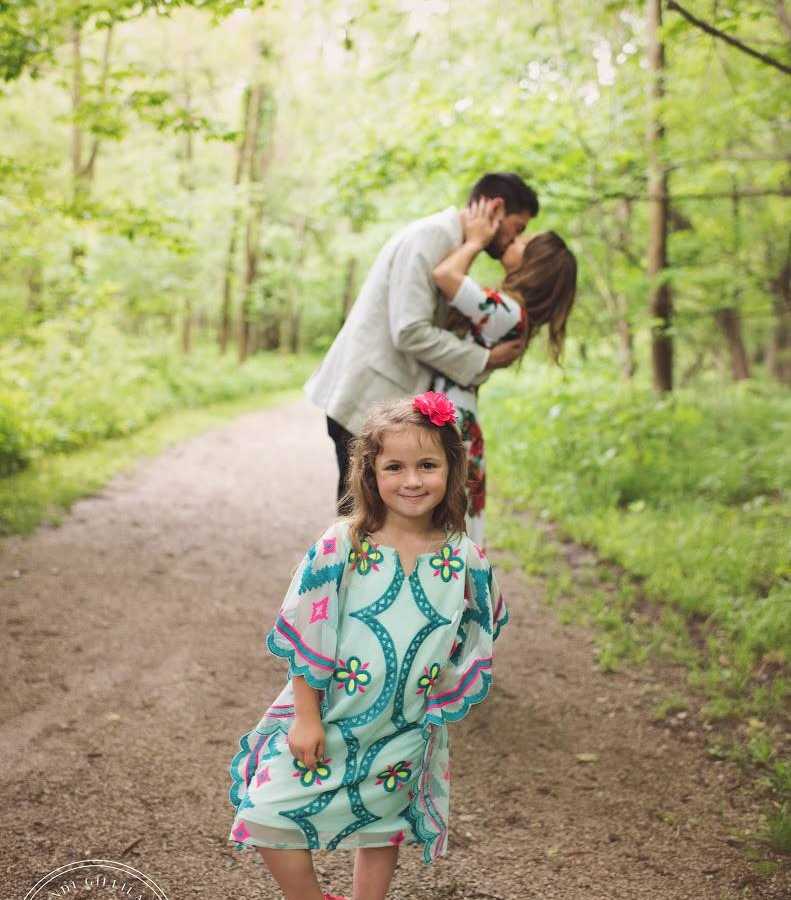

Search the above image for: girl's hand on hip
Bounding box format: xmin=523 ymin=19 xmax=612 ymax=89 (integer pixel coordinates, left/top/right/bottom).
xmin=288 ymin=716 xmax=326 ymax=769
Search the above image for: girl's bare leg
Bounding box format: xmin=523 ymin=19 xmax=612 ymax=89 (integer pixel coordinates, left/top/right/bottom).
xmin=256 ymin=847 xmax=324 ymax=900
xmin=352 ymin=845 xmax=399 ymax=900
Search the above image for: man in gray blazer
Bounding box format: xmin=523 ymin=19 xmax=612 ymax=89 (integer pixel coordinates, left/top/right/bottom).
xmin=305 ymin=173 xmax=539 ymax=510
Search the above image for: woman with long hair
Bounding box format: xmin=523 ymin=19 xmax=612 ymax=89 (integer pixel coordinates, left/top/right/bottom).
xmin=431 ymin=199 xmax=578 ymax=543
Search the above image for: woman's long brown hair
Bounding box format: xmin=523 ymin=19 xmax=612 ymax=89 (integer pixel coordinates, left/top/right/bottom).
xmin=503 ymin=230 xmax=578 ymax=364
xmin=341 ymin=398 xmax=468 ymax=554
xmin=446 ymin=230 xmax=578 ymax=364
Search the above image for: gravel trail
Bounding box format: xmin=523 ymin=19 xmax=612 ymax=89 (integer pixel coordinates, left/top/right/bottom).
xmin=1 ymin=397 xmax=786 ymax=899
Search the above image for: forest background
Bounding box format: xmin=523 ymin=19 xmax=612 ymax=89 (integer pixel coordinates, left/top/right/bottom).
xmin=1 ymin=0 xmax=789 ymax=852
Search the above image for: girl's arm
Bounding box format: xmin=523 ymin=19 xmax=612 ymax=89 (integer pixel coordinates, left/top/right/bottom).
xmin=287 ymin=675 xmax=326 ymax=770
xmin=433 ymin=199 xmax=499 ymax=300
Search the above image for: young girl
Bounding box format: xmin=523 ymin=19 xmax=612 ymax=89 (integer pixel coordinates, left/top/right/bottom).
xmin=432 ymin=199 xmax=578 ymax=544
xmin=229 ymin=392 xmax=507 ymax=900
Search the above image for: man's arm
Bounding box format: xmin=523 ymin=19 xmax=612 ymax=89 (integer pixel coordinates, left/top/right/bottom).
xmin=388 ymin=228 xmax=526 ymax=386
xmin=387 ymin=228 xmax=490 ymax=387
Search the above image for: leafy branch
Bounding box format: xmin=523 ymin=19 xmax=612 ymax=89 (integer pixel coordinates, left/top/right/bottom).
xmin=667 ymin=1 xmax=791 ymax=76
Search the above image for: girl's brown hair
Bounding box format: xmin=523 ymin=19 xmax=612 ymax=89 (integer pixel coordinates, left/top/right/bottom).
xmin=502 ymin=230 xmax=578 ymax=364
xmin=342 ymin=398 xmax=468 ymax=553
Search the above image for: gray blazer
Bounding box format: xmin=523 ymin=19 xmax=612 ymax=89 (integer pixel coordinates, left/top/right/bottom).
xmin=305 ymin=207 xmax=490 ymax=434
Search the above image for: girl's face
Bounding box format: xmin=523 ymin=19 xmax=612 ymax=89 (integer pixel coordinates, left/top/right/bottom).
xmin=374 ymin=425 xmax=448 ymax=526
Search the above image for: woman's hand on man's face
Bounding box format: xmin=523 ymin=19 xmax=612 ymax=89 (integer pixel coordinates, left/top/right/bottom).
xmin=461 ymin=198 xmax=501 ymax=250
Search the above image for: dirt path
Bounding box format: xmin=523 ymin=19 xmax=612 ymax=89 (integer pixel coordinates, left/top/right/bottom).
xmin=1 ymin=397 xmax=786 ymax=900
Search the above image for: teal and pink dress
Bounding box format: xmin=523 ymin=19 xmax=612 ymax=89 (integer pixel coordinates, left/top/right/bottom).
xmin=229 ymin=520 xmax=507 ymax=863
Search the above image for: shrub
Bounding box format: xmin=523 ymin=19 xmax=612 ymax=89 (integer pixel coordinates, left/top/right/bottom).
xmin=483 ymin=364 xmax=791 ymax=665
xmin=0 ymin=315 xmax=316 ymax=468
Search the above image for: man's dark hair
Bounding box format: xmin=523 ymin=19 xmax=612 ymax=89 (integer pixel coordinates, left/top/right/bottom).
xmin=469 ymin=172 xmax=539 ymax=217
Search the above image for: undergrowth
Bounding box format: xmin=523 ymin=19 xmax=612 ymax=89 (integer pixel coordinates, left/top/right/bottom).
xmin=484 ymin=362 xmax=790 ymax=852
xmin=0 ymin=316 xmax=317 ymax=475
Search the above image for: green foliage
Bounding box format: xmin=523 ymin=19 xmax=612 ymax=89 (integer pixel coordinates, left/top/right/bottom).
xmin=0 ymin=384 xmax=300 ymax=536
xmin=765 ymin=805 xmax=791 ymax=855
xmin=651 ymin=694 xmax=689 ymax=722
xmin=0 ymin=388 xmax=33 ymax=476
xmin=483 ymin=361 xmax=791 ymax=674
xmin=0 ymin=315 xmax=317 ymax=473
xmin=0 ymin=1 xmax=261 ymax=82
xmin=3 ymin=0 xmax=789 ymax=383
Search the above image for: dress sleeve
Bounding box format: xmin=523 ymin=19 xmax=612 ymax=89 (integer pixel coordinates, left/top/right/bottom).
xmin=423 ymin=546 xmax=508 ymax=726
xmin=265 ymin=523 xmax=348 ymax=690
xmin=449 ymin=277 xmax=524 ymax=348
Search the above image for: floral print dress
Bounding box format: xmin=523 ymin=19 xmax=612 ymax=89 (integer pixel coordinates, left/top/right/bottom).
xmin=229 ymin=521 xmax=507 ymax=863
xmin=433 ymin=277 xmax=525 ymax=545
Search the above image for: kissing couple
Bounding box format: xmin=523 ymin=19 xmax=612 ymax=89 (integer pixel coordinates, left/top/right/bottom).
xmin=306 ymin=172 xmax=578 ymax=544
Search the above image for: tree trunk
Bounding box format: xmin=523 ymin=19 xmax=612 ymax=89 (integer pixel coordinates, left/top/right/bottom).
xmin=288 ymin=307 xmax=302 ymax=353
xmin=82 ymin=24 xmax=113 ymax=185
xmin=219 ymin=86 xmax=255 ymax=354
xmin=646 ymin=0 xmax=673 ymax=392
xmin=70 ymin=21 xmax=88 ymax=271
xmin=768 ymin=258 xmax=791 ymax=384
xmin=714 ymin=183 xmax=750 ymax=380
xmin=282 ymin=216 xmax=308 ymax=352
xmin=26 ymin=263 xmax=43 ymax=317
xmin=238 ymin=83 xmax=269 ymax=363
xmin=180 ymin=75 xmax=195 ymax=355
xmin=181 ymin=300 xmax=193 ymax=353
xmin=715 ymin=308 xmax=750 ymax=380
xmin=69 ymin=21 xmax=112 ymax=274
xmin=613 ymin=199 xmax=636 ymax=379
xmin=616 ymin=318 xmax=635 ymax=380
xmin=71 ymin=22 xmax=84 ymax=202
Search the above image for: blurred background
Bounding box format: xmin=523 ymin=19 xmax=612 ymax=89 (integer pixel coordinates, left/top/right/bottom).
xmin=1 ymin=0 xmax=789 ymax=854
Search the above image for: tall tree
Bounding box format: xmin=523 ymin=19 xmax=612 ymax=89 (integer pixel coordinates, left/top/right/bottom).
xmin=219 ymin=85 xmax=255 ymax=354
xmin=768 ymin=240 xmax=791 ymax=384
xmin=238 ymin=80 xmax=271 ymax=363
xmin=180 ymin=69 xmax=195 ymax=355
xmin=646 ymin=0 xmax=673 ymax=391
xmin=714 ymin=184 xmax=750 ymax=380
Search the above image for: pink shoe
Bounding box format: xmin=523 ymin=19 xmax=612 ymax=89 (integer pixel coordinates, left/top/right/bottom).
xmin=323 ymin=894 xmax=349 ymax=900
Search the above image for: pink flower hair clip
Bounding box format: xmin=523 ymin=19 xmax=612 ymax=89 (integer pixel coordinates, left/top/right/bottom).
xmin=412 ymin=391 xmax=457 ymax=427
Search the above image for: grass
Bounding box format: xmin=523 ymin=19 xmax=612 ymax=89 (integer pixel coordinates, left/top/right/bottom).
xmin=650 ymin=693 xmax=689 ymax=722
xmin=489 ymin=498 xmax=791 ymax=854
xmin=767 ymin=806 xmax=791 ymax=854
xmin=482 ymin=362 xmax=790 ymax=853
xmin=0 ymin=387 xmax=302 ymax=536
xmin=1 ymin=317 xmax=319 ymax=474
xmin=482 ymin=363 xmax=790 ymax=710
xmin=1 ymin=320 xmax=318 ymax=533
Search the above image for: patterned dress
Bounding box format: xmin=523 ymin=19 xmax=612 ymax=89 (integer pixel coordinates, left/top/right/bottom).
xmin=229 ymin=521 xmax=507 ymax=863
xmin=432 ymin=277 xmax=525 ymax=545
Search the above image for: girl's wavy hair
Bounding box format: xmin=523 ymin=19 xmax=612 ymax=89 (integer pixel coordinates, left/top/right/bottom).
xmin=341 ymin=398 xmax=468 ymax=553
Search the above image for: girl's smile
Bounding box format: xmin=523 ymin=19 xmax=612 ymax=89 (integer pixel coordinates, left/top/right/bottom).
xmin=374 ymin=425 xmax=449 ymax=525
